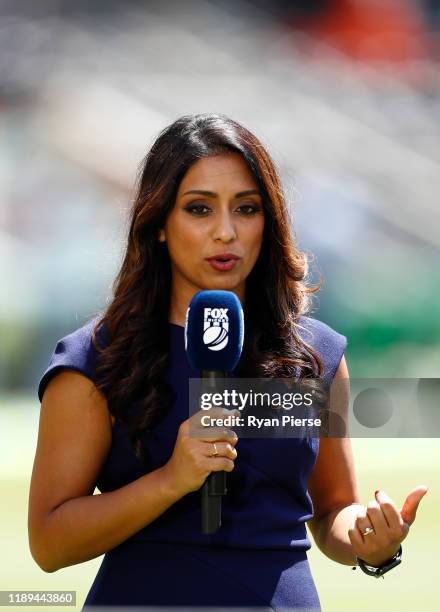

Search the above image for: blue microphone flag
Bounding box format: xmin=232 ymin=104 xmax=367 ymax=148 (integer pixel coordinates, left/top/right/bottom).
xmin=184 ymin=290 xmax=244 ymax=372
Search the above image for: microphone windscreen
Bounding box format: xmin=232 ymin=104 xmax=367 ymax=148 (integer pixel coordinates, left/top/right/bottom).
xmin=184 ymin=290 xmax=244 ymax=372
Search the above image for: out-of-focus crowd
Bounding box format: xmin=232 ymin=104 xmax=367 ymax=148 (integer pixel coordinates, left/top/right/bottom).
xmin=1 ymin=0 xmax=439 ymax=391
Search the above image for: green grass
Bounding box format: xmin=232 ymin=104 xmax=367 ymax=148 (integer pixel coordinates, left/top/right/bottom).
xmin=1 ymin=398 xmax=438 ymax=611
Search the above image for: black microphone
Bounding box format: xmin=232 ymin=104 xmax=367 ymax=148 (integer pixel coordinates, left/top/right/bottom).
xmin=184 ymin=290 xmax=244 ymax=534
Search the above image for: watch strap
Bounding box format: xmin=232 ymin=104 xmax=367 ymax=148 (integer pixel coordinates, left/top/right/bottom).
xmin=354 ymin=545 xmax=402 ymax=578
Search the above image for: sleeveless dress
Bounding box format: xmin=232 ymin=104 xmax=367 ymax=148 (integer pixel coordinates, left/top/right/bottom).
xmin=38 ymin=316 xmax=347 ymax=611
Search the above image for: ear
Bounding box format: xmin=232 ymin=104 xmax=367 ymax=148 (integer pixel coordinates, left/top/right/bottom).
xmin=158 ymin=228 xmax=166 ymax=242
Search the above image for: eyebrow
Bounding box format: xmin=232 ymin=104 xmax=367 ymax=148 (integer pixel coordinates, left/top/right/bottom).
xmin=182 ymin=189 xmax=261 ymax=198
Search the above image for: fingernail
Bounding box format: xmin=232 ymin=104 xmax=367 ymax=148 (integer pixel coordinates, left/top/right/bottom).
xmin=375 ymin=490 xmax=381 ymax=497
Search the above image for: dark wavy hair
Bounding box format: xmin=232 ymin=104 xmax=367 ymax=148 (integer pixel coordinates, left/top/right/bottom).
xmin=91 ymin=113 xmax=324 ymax=468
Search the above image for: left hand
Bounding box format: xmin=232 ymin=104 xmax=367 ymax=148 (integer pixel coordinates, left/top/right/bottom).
xmin=348 ymin=485 xmax=428 ymax=567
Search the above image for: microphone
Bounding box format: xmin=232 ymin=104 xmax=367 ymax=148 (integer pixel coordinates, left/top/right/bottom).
xmin=184 ymin=290 xmax=244 ymax=534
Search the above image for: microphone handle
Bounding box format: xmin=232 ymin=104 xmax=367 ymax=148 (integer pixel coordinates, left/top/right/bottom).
xmin=201 ymin=370 xmax=228 ymax=534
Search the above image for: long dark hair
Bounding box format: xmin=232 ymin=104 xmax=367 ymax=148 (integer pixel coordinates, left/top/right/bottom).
xmin=92 ymin=113 xmax=324 ymax=467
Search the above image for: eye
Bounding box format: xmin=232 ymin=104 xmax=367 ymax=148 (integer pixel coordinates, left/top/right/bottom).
xmin=237 ymin=203 xmax=263 ymax=215
xmin=184 ymin=203 xmax=211 ymax=216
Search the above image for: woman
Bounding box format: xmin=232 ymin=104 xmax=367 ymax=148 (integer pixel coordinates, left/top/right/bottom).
xmin=29 ymin=113 xmax=428 ymax=611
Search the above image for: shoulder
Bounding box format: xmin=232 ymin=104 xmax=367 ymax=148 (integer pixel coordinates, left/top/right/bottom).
xmin=38 ymin=315 xmax=106 ymax=402
xmin=297 ymin=314 xmax=347 ymax=350
xmin=55 ymin=316 xmax=104 ymax=352
xmin=296 ymin=314 xmax=348 ymax=384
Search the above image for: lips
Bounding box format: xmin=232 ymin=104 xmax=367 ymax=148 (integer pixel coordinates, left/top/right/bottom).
xmin=205 ymin=253 xmax=240 ymax=272
xmin=205 ymin=253 xmax=240 ymax=262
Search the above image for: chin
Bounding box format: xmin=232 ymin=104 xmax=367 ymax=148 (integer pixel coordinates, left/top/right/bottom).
xmin=200 ymin=275 xmax=243 ymax=292
xmin=197 ymin=272 xmax=237 ymax=291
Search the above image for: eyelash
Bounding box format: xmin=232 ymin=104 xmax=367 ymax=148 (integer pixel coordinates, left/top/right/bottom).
xmin=184 ymin=203 xmax=262 ymax=216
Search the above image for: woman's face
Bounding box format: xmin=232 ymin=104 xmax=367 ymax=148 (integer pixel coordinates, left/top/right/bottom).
xmin=159 ymin=153 xmax=265 ymax=303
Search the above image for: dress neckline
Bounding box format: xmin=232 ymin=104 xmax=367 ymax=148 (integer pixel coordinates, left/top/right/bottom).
xmin=169 ymin=322 xmax=185 ymax=330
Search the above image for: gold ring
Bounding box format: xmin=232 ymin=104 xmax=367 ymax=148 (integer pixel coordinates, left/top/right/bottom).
xmin=361 ymin=526 xmax=375 ymax=537
xmin=211 ymin=443 xmax=219 ymax=457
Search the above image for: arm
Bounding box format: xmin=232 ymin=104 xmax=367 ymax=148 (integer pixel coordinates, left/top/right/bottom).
xmin=307 ymin=356 xmax=428 ymax=567
xmin=307 ymin=355 xmax=362 ymax=566
xmin=28 ymin=370 xmax=183 ymax=573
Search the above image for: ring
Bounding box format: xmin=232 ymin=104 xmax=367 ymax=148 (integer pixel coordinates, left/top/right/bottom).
xmin=361 ymin=526 xmax=375 ymax=537
xmin=211 ymin=443 xmax=219 ymax=457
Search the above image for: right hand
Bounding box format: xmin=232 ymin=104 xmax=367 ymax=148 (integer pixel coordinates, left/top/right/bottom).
xmin=163 ymin=407 xmax=240 ymax=497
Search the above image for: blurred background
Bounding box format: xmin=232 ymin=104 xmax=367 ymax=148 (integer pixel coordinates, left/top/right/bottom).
xmin=1 ymin=0 xmax=439 ymax=610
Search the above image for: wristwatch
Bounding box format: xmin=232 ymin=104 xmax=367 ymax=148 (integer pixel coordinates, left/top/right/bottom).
xmin=352 ymin=545 xmax=402 ymax=578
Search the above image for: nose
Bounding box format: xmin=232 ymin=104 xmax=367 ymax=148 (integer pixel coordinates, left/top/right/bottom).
xmin=212 ymin=210 xmax=237 ymax=243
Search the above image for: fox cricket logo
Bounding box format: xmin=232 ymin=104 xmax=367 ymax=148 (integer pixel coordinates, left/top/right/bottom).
xmin=203 ymin=307 xmax=229 ymax=351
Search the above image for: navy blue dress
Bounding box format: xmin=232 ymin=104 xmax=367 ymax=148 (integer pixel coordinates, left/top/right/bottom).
xmin=38 ymin=316 xmax=347 ymax=611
